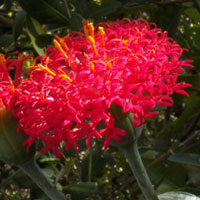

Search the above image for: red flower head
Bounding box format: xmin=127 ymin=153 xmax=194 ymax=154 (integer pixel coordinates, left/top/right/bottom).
xmin=0 ymin=53 xmax=32 ymax=112
xmin=14 ymin=19 xmax=193 ymax=157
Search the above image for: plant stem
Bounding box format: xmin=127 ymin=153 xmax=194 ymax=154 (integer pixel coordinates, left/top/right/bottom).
xmin=120 ymin=142 xmax=159 ymax=200
xmin=88 ymin=146 xmax=93 ymax=182
xmin=19 ymin=158 xmax=66 ymax=200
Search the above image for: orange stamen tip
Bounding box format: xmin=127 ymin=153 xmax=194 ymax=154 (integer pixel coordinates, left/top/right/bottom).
xmin=88 ymin=22 xmax=95 ymax=38
xmin=11 ymin=85 xmax=15 ymax=93
xmin=0 ymin=53 xmax=6 ymax=62
xmin=58 ymin=37 xmax=69 ymax=51
xmin=83 ymin=20 xmax=89 ymax=38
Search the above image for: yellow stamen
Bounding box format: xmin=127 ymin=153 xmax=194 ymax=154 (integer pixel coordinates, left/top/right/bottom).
xmin=0 ymin=53 xmax=6 ymax=69
xmin=10 ymin=84 xmax=15 ymax=93
xmin=106 ymin=57 xmax=120 ymax=71
xmin=121 ymin=47 xmax=136 ymax=58
xmin=59 ymin=74 xmax=73 ymax=83
xmin=106 ymin=61 xmax=112 ymax=70
xmin=58 ymin=68 xmax=73 ymax=83
xmin=98 ymin=26 xmax=105 ymax=46
xmin=58 ymin=37 xmax=69 ymax=51
xmin=53 ymin=39 xmax=68 ymax=58
xmin=89 ymin=62 xmax=95 ymax=72
xmin=88 ymin=36 xmax=98 ymax=55
xmin=88 ymin=22 xmax=95 ymax=39
xmin=122 ymin=39 xmax=128 ymax=47
xmin=37 ymin=64 xmax=56 ymax=77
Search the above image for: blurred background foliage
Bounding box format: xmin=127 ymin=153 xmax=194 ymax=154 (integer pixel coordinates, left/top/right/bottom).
xmin=0 ymin=0 xmax=200 ymax=199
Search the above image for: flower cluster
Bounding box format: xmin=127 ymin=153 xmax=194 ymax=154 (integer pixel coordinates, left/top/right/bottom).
xmin=0 ymin=53 xmax=32 ymax=112
xmin=0 ymin=19 xmax=193 ymax=157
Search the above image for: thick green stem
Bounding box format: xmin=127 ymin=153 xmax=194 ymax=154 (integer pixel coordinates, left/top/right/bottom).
xmin=120 ymin=142 xmax=159 ymax=200
xmin=109 ymin=104 xmax=159 ymax=199
xmin=19 ymin=158 xmax=66 ymax=200
xmin=88 ymin=146 xmax=93 ymax=182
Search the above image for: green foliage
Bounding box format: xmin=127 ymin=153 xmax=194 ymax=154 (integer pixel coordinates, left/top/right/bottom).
xmin=0 ymin=0 xmax=200 ymax=199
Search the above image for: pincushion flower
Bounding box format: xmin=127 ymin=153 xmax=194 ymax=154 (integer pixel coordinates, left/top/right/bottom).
xmin=0 ymin=53 xmax=32 ymax=112
xmin=13 ymin=19 xmax=193 ymax=157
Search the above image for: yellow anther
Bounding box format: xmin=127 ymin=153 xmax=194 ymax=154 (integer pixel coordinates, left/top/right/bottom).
xmin=89 ymin=62 xmax=95 ymax=72
xmin=37 ymin=64 xmax=56 ymax=77
xmin=10 ymin=84 xmax=15 ymax=93
xmin=106 ymin=57 xmax=119 ymax=71
xmin=98 ymin=26 xmax=105 ymax=46
xmin=122 ymin=39 xmax=129 ymax=47
xmin=106 ymin=62 xmax=112 ymax=70
xmin=88 ymin=22 xmax=95 ymax=39
xmin=88 ymin=36 xmax=98 ymax=55
xmin=59 ymin=74 xmax=73 ymax=83
xmin=53 ymin=39 xmax=68 ymax=58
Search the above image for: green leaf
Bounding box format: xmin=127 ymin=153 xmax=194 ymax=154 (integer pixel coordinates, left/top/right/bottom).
xmin=188 ymin=170 xmax=200 ymax=185
xmin=165 ymin=162 xmax=187 ymax=188
xmin=81 ymin=154 xmax=106 ymax=181
xmin=178 ymin=74 xmax=200 ymax=92
xmin=0 ymin=34 xmax=13 ymax=48
xmin=0 ymin=110 xmax=35 ymax=165
xmin=194 ymin=0 xmax=200 ymax=13
xmin=26 ymin=15 xmax=45 ymax=55
xmin=184 ymin=8 xmax=200 ymax=23
xmin=41 ymin=167 xmax=55 ymax=178
xmin=0 ymin=0 xmax=4 ymax=6
xmin=72 ymin=0 xmax=89 ymax=17
xmin=168 ymin=153 xmax=200 ymax=167
xmin=35 ymin=34 xmax=54 ymax=48
xmin=3 ymin=0 xmax=12 ymax=11
xmin=172 ymin=95 xmax=200 ymax=139
xmin=63 ymin=182 xmax=98 ymax=199
xmin=13 ymin=9 xmax=27 ymax=41
xmin=89 ymin=0 xmax=121 ymax=18
xmin=16 ymin=0 xmax=70 ymax=25
xmin=70 ymin=13 xmax=83 ymax=31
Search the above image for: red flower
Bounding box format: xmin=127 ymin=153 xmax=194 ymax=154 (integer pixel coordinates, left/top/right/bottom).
xmin=14 ymin=19 xmax=193 ymax=156
xmin=0 ymin=53 xmax=32 ymax=112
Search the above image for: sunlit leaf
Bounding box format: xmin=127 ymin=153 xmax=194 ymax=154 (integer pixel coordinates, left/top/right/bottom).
xmin=159 ymin=191 xmax=200 ymax=200
xmin=26 ymin=15 xmax=45 ymax=55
